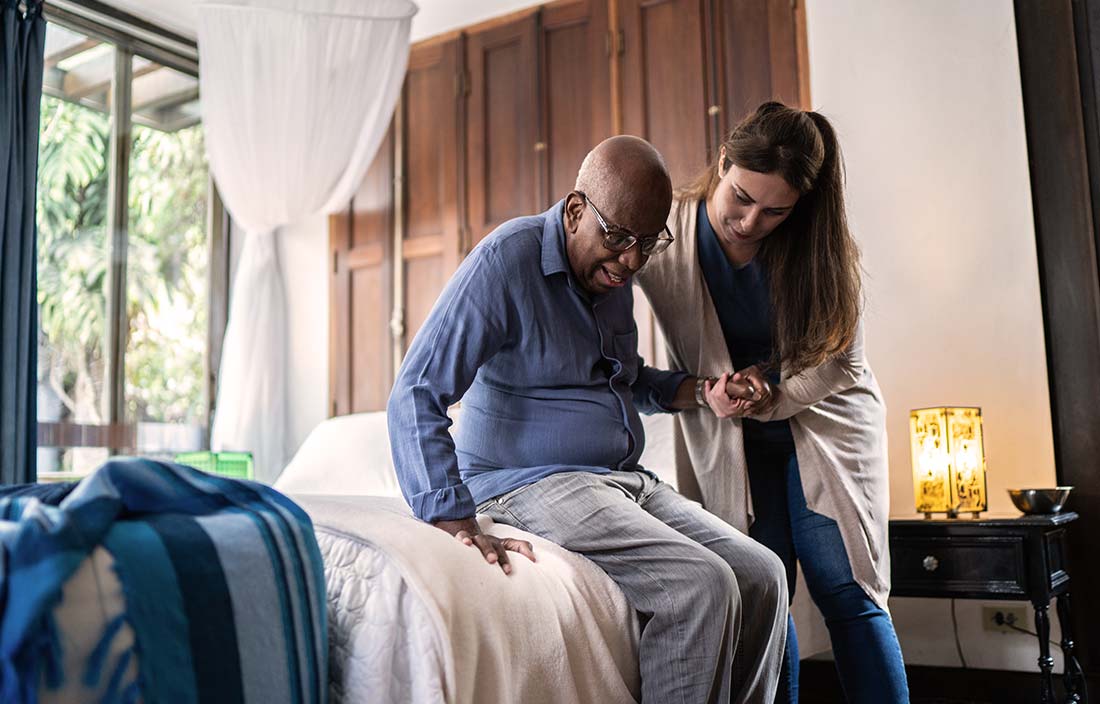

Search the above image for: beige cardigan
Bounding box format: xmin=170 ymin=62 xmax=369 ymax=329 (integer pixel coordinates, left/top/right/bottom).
xmin=636 ymin=199 xmax=892 ymax=609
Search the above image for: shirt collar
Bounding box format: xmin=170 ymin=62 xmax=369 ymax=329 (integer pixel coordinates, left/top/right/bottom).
xmin=541 ymin=199 xmax=572 ymax=278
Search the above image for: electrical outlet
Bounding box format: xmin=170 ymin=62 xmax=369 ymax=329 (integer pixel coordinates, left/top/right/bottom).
xmin=982 ymin=606 xmax=1028 ymax=633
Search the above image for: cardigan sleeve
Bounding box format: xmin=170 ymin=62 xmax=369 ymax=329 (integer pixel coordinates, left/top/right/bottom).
xmin=750 ymin=318 xmax=868 ymax=422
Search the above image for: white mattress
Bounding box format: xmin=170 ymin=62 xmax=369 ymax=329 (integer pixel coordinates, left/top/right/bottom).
xmin=317 ymin=528 xmax=446 ymax=704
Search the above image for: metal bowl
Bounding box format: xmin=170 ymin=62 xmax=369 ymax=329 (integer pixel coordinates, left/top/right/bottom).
xmin=1007 ymin=487 xmax=1073 ymax=515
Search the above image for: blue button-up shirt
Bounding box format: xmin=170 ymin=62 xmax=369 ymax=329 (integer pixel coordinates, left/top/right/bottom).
xmin=387 ymin=200 xmax=688 ymax=522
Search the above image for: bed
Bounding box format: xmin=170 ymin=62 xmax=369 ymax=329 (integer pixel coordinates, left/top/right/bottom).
xmin=273 ymin=410 xmax=682 ymax=704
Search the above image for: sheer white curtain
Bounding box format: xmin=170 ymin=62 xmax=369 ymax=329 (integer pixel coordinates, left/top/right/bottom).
xmin=197 ymin=0 xmax=415 ymax=481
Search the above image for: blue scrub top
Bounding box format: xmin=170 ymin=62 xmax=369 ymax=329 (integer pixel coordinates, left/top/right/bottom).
xmin=696 ymin=200 xmax=793 ymax=447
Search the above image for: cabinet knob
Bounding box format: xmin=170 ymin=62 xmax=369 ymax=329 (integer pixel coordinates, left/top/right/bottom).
xmin=534 ymin=142 xmax=547 ymax=152
xmin=707 ymin=105 xmax=721 ymax=116
xmin=922 ymin=555 xmax=939 ymax=572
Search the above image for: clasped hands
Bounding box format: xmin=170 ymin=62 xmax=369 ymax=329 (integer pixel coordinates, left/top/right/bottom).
xmin=703 ymin=365 xmax=777 ymax=419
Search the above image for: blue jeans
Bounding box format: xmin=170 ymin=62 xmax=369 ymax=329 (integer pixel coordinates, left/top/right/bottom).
xmin=745 ymin=438 xmax=909 ymax=703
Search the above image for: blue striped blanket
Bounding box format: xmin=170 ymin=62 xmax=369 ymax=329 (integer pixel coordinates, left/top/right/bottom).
xmin=0 ymin=457 xmax=327 ymax=704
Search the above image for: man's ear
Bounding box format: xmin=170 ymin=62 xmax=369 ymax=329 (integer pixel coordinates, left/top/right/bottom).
xmin=564 ymin=192 xmax=584 ymax=232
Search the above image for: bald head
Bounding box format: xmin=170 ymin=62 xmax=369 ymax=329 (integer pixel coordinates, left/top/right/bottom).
xmin=561 ymin=137 xmax=673 ymax=295
xmin=574 ymin=136 xmax=672 ymax=234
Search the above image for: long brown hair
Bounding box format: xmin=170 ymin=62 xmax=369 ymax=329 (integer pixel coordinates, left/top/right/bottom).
xmin=679 ymin=101 xmax=862 ymax=376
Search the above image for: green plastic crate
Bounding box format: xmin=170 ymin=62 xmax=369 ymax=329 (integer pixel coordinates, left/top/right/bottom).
xmin=174 ymin=451 xmax=254 ymax=480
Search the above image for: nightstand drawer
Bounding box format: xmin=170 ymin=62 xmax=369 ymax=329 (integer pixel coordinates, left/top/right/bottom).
xmin=891 ymin=535 xmax=1028 ymax=598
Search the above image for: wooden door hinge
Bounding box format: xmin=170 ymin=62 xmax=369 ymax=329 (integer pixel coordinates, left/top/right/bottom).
xmin=456 ymin=70 xmax=470 ymax=97
xmin=458 ymin=223 xmax=471 ymax=256
xmin=606 ymin=29 xmax=625 ymax=57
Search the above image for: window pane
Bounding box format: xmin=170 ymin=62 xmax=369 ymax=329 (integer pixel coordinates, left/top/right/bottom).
xmin=37 ymin=25 xmax=114 ymax=475
xmin=125 ymin=59 xmax=208 ymax=458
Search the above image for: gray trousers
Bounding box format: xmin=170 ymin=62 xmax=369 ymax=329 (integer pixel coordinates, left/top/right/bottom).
xmin=477 ymin=470 xmax=787 ymax=704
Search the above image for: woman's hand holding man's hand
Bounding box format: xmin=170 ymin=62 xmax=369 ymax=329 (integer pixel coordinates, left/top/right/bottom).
xmin=703 ymin=365 xmax=776 ymax=418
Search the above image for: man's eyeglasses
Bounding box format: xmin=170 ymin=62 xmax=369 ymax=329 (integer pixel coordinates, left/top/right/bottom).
xmin=578 ymin=191 xmax=675 ymax=257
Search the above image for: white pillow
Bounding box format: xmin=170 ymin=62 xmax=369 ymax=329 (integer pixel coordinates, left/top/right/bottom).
xmin=275 ymin=411 xmax=403 ymax=497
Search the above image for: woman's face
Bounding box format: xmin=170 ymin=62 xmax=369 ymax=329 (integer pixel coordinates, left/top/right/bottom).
xmin=707 ymin=151 xmax=800 ymax=257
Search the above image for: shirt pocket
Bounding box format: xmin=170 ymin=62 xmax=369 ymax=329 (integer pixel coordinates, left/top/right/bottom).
xmin=611 ymin=328 xmax=640 ymax=384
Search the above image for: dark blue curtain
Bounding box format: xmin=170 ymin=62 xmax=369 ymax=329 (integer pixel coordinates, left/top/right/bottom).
xmin=0 ymin=0 xmax=44 ymax=484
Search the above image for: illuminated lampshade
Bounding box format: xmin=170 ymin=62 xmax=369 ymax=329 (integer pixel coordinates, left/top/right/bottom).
xmin=910 ymin=407 xmax=988 ymax=518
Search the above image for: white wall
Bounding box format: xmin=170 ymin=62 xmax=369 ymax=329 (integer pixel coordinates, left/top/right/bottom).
xmin=806 ymin=0 xmax=1059 ymax=671
xmin=411 ymin=0 xmax=543 ymax=42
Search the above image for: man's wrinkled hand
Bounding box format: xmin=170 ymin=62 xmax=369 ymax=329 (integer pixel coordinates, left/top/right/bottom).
xmin=433 ymin=517 xmax=536 ymax=575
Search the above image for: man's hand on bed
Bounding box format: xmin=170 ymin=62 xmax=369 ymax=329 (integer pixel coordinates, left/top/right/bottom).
xmin=433 ymin=517 xmax=537 ymax=575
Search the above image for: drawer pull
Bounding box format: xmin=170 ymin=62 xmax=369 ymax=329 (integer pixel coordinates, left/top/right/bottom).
xmin=922 ymin=555 xmax=939 ymax=572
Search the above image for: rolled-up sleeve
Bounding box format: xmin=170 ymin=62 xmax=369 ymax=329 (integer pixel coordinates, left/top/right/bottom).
xmin=387 ymin=247 xmax=512 ymax=522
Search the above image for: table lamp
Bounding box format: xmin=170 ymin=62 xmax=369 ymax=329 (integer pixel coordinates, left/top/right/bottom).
xmin=910 ymin=407 xmax=987 ymax=518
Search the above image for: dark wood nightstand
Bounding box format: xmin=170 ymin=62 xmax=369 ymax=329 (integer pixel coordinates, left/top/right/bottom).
xmin=889 ymin=513 xmax=1085 ymax=704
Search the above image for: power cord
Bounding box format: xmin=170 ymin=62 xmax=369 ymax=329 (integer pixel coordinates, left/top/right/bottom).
xmin=950 ymin=598 xmax=968 ymax=668
xmin=1003 ymin=611 xmax=1060 ymax=646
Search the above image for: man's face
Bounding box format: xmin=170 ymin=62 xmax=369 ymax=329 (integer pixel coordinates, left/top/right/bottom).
xmin=563 ymin=191 xmax=670 ymax=296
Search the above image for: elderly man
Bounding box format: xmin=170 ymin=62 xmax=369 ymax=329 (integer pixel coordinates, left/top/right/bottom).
xmin=387 ymin=136 xmax=787 ymax=704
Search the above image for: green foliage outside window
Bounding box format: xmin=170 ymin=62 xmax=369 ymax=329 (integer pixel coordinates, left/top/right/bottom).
xmin=126 ymin=113 xmax=209 ymax=426
xmin=37 ymin=94 xmax=209 ymax=436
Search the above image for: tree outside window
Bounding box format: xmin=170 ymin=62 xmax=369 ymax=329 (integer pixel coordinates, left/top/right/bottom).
xmin=36 ymin=22 xmax=214 ymax=478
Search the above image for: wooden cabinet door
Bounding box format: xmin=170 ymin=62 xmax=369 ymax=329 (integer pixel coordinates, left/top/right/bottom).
xmin=539 ymin=0 xmax=613 ymax=207
xmin=619 ymin=0 xmax=713 ymax=187
xmin=619 ymin=0 xmax=712 ymax=364
xmin=466 ymin=11 xmax=541 ymax=246
xmin=330 ymin=125 xmax=394 ymax=415
xmin=714 ymin=0 xmax=807 ymax=140
xmin=401 ymin=36 xmax=465 ymax=352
